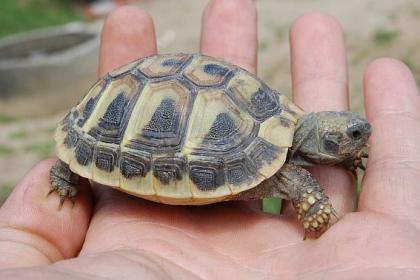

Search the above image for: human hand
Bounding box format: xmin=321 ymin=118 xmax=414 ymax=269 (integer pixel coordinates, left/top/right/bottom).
xmin=1 ymin=1 xmax=420 ymax=279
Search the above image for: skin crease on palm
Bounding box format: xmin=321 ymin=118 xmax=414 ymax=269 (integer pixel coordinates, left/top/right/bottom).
xmin=1 ymin=0 xmax=420 ymax=279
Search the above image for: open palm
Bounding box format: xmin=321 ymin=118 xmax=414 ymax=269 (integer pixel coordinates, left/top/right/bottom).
xmin=1 ymin=1 xmax=420 ymax=279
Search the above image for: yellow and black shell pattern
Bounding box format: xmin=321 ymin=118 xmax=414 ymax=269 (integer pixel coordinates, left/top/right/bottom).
xmin=55 ymin=53 xmax=304 ymax=205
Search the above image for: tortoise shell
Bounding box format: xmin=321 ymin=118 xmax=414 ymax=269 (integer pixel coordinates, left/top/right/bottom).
xmin=54 ymin=53 xmax=304 ymax=205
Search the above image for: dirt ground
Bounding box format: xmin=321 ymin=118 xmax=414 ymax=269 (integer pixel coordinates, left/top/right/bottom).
xmin=1 ymin=0 xmax=420 ymax=203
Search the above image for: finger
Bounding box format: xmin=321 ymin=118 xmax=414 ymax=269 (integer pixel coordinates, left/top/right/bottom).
xmin=359 ymin=58 xmax=420 ymax=225
xmin=289 ymin=12 xmax=355 ymax=216
xmin=98 ymin=6 xmax=157 ymax=77
xmin=0 ymin=159 xmax=92 ymax=268
xmin=200 ymin=0 xmax=258 ymax=73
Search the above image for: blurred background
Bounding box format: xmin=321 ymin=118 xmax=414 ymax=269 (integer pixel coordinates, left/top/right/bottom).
xmin=0 ymin=0 xmax=419 ymax=205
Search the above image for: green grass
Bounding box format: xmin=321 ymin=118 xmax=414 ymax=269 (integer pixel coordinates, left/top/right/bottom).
xmin=0 ymin=0 xmax=83 ymax=38
xmin=0 ymin=182 xmax=14 ymax=205
xmin=9 ymin=129 xmax=29 ymax=140
xmin=274 ymin=26 xmax=287 ymax=42
xmin=259 ymin=40 xmax=268 ymax=52
xmin=263 ymin=197 xmax=282 ymax=215
xmin=373 ymin=28 xmax=400 ymax=46
xmin=24 ymin=141 xmax=54 ymax=157
xmin=0 ymin=144 xmax=14 ymax=156
xmin=401 ymin=55 xmax=417 ymax=71
xmin=0 ymin=113 xmax=15 ymax=124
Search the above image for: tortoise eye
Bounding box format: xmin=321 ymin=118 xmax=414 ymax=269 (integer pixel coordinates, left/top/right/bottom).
xmin=323 ymin=133 xmax=341 ymax=154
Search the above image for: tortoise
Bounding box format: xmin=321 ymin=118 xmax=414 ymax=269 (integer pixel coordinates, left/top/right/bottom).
xmin=50 ymin=53 xmax=371 ymax=238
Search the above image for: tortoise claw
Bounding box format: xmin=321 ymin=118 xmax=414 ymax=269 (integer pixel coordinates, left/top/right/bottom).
xmin=341 ymin=148 xmax=369 ymax=174
xmin=49 ymin=160 xmax=79 ymax=209
xmin=360 ymin=150 xmax=369 ymax=158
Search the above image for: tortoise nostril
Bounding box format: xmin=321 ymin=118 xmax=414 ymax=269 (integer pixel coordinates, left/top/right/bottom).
xmin=352 ymin=130 xmax=362 ymax=140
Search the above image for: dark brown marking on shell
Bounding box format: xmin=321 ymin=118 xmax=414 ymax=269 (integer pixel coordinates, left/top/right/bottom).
xmin=99 ymin=93 xmax=128 ymax=130
xmin=128 ymin=82 xmax=197 ymax=154
xmin=225 ymin=153 xmax=257 ymax=185
xmin=245 ymin=137 xmax=279 ymax=169
xmin=61 ymin=110 xmax=78 ymax=132
xmin=192 ymin=120 xmax=260 ymax=156
xmin=249 ymin=87 xmax=280 ymax=119
xmin=144 ymin=98 xmax=179 ymax=135
xmin=153 ymin=155 xmax=186 ymax=184
xmin=77 ymin=87 xmax=106 ymax=127
xmin=139 ymin=54 xmax=192 ymax=78
xmin=161 ymin=58 xmax=185 ymax=68
xmin=63 ymin=128 xmax=80 ymax=148
xmin=206 ymin=112 xmax=237 ymax=141
xmin=95 ymin=146 xmax=119 ymax=172
xmin=120 ymin=150 xmax=151 ymax=179
xmin=189 ymin=157 xmax=225 ymax=191
xmin=75 ymin=137 xmax=95 ymax=166
xmin=88 ymin=79 xmax=144 ymax=145
xmin=88 ymin=92 xmax=128 ymax=143
xmin=226 ymin=84 xmax=280 ymax=122
xmin=203 ymin=63 xmax=230 ymax=76
xmin=183 ymin=60 xmax=235 ymax=88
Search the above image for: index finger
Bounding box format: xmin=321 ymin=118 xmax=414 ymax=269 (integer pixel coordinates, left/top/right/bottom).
xmin=200 ymin=0 xmax=258 ymax=73
xmin=359 ymin=58 xmax=420 ymax=225
xmin=289 ymin=13 xmax=354 ymax=216
xmin=98 ymin=6 xmax=157 ymax=76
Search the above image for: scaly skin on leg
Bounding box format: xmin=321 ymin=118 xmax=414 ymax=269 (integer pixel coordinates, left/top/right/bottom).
xmin=49 ymin=160 xmax=79 ymax=208
xmin=234 ymin=163 xmax=336 ymax=238
xmin=275 ymin=164 xmax=336 ymax=239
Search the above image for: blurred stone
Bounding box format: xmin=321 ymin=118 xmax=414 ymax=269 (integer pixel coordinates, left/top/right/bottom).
xmin=0 ymin=23 xmax=100 ymax=118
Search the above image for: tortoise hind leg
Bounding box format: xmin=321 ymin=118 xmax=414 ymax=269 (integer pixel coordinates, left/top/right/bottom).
xmin=49 ymin=160 xmax=79 ymax=208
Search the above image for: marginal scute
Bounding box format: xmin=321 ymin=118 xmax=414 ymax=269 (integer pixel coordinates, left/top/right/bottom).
xmin=245 ymin=137 xmax=280 ymax=177
xmin=188 ymin=156 xmax=225 ymax=191
xmin=63 ymin=128 xmax=80 ymax=148
xmin=224 ymin=153 xmax=258 ymax=192
xmin=153 ymin=154 xmax=186 ymax=184
xmin=95 ymin=145 xmax=119 ymax=172
xmin=75 ymin=137 xmax=95 ymax=166
xmin=120 ymin=149 xmax=151 ymax=179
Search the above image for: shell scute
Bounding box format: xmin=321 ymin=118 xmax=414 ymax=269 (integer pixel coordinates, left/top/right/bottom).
xmin=138 ymin=53 xmax=191 ymax=78
xmin=123 ymin=79 xmax=192 ymax=153
xmin=183 ymin=56 xmax=233 ymax=87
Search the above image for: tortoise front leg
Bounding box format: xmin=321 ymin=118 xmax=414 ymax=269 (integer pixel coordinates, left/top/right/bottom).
xmin=274 ymin=164 xmax=336 ymax=239
xmin=49 ymin=160 xmax=79 ymax=208
xmin=235 ymin=163 xmax=336 ymax=238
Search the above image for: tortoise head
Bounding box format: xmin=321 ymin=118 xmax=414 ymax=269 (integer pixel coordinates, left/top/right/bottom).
xmin=290 ymin=111 xmax=371 ymax=165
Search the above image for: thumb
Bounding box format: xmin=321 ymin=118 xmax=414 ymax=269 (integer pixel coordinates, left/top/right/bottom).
xmin=0 ymin=159 xmax=92 ymax=268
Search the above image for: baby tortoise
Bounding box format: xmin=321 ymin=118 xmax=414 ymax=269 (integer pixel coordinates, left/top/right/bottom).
xmin=50 ymin=53 xmax=371 ymax=238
